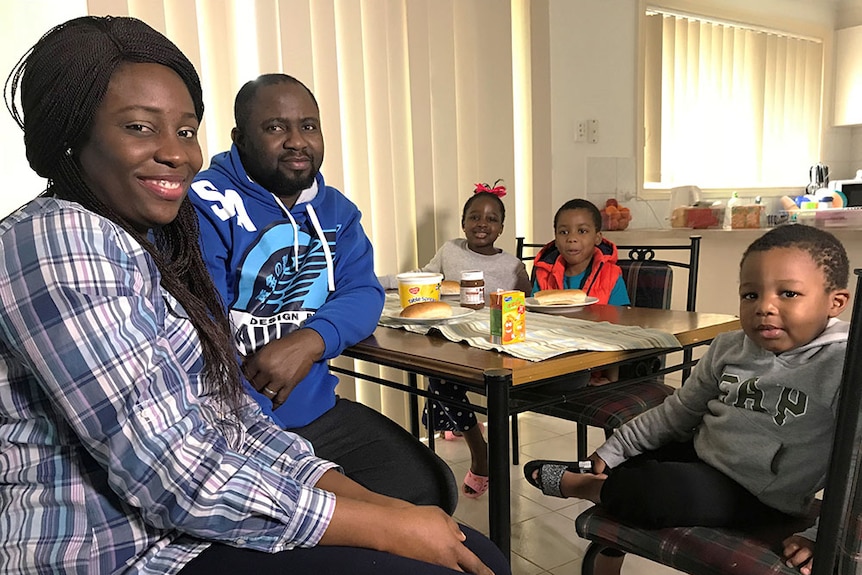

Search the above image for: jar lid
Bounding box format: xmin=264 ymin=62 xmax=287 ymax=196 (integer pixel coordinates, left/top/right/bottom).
xmin=461 ymin=270 xmax=484 ymax=281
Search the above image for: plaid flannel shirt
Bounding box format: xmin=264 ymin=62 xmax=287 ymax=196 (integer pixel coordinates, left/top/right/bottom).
xmin=0 ymin=198 xmax=338 ymax=574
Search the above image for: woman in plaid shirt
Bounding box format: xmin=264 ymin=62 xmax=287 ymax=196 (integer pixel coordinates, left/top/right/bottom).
xmin=0 ymin=15 xmax=506 ymax=575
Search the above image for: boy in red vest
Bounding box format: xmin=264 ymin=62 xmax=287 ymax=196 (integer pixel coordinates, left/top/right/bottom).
xmin=533 ymin=199 xmax=630 ymax=384
xmin=533 ymin=198 xmax=630 ymax=304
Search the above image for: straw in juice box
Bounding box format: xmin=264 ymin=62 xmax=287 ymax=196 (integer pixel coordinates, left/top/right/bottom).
xmin=490 ymin=290 xmax=526 ymax=344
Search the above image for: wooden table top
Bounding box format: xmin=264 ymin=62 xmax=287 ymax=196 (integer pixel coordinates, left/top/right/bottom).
xmin=343 ymin=305 xmax=740 ymax=387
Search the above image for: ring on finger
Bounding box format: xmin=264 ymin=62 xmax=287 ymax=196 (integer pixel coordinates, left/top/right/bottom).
xmin=263 ymin=387 xmax=277 ymax=397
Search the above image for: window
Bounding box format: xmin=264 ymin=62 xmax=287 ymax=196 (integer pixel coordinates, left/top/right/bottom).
xmin=643 ymin=8 xmax=823 ymax=189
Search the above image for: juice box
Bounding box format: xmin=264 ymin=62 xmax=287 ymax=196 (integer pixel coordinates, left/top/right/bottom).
xmin=490 ymin=290 xmax=526 ymax=344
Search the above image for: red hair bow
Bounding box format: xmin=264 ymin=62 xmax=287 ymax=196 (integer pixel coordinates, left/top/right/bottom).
xmin=474 ymin=179 xmax=507 ymax=198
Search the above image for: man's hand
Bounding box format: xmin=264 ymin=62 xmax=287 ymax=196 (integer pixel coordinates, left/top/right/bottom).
xmin=783 ymin=534 xmax=814 ymax=575
xmin=242 ymin=328 xmax=325 ymax=406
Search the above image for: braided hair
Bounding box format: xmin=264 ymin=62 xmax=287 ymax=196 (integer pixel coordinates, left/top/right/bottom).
xmin=4 ymin=16 xmax=244 ymax=412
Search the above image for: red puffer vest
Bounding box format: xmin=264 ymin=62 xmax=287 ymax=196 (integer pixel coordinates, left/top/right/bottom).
xmin=532 ymin=237 xmax=622 ymax=304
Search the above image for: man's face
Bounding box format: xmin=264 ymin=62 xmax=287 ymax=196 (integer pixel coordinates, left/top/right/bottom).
xmin=233 ymin=81 xmax=324 ymax=200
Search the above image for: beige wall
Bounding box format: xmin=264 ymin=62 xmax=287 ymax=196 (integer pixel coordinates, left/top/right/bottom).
xmin=3 ymin=0 xmax=862 ymax=236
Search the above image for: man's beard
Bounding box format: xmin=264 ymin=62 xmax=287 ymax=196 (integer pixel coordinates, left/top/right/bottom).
xmin=238 ymin=146 xmax=318 ymax=199
xmin=263 ymin=169 xmax=316 ymax=199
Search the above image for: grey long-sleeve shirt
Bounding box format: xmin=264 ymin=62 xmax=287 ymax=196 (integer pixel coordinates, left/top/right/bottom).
xmin=597 ymin=318 xmax=849 ymax=540
xmin=380 ymin=238 xmax=532 ymax=295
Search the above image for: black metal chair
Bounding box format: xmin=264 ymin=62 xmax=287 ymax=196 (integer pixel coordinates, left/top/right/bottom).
xmin=575 ymin=269 xmax=862 ymax=575
xmin=511 ymin=236 xmax=701 ymax=462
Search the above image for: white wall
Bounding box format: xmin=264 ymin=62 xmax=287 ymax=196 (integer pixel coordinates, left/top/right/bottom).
xmin=546 ymin=0 xmax=637 ymax=234
xmin=1 ymin=1 xmax=87 ymax=218
xmin=832 ymin=0 xmax=862 ymax=179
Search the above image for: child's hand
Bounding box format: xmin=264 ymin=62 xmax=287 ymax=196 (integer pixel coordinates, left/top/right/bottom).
xmin=782 ymin=534 xmax=814 ymax=574
xmin=588 ymin=453 xmax=608 ymax=475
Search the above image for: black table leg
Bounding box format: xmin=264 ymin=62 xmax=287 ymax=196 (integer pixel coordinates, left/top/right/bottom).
xmin=408 ymin=372 xmax=420 ymax=438
xmin=485 ymin=368 xmax=512 ymax=561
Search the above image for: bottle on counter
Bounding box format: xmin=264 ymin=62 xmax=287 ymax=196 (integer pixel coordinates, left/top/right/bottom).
xmin=460 ymin=270 xmax=485 ymax=309
xmin=723 ymin=191 xmax=740 ymax=229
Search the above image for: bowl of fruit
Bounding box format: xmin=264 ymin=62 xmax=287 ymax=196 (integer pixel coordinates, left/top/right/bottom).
xmin=600 ymin=199 xmax=632 ymax=231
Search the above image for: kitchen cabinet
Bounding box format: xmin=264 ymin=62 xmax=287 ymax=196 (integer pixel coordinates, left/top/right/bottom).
xmin=835 ymin=25 xmax=862 ymax=126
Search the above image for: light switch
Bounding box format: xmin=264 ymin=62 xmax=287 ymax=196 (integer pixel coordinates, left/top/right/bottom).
xmin=576 ymin=120 xmax=587 ymax=142
xmin=588 ymin=119 xmax=599 ymax=143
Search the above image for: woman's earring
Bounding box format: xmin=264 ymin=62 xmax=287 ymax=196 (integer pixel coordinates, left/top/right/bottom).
xmin=64 ymin=147 xmax=73 ymax=157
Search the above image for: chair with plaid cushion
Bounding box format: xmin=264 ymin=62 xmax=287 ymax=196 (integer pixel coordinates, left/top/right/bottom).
xmin=575 ymin=269 xmax=862 ymax=575
xmin=511 ymin=236 xmax=701 ymax=462
xmin=575 ymin=503 xmax=819 ymax=575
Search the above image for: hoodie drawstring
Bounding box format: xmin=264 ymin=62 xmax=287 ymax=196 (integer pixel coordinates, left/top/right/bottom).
xmin=271 ymin=193 xmax=335 ymax=293
xmin=270 ymin=194 xmax=301 ymax=273
xmin=306 ymin=204 xmax=335 ymax=292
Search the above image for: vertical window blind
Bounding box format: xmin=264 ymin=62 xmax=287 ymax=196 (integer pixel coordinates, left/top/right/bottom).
xmin=644 ymin=8 xmax=823 ymax=189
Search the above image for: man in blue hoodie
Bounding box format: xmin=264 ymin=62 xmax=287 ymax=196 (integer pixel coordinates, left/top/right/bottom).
xmin=190 ymin=74 xmax=457 ymax=512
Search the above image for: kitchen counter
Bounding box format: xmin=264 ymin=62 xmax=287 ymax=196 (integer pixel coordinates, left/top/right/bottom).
xmin=603 ymin=228 xmax=862 ymax=317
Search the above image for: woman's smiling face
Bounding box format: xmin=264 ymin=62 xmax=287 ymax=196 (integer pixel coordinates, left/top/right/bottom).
xmin=78 ymin=62 xmax=202 ymax=233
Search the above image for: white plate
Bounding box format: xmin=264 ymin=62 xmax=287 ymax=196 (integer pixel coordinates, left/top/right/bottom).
xmin=383 ymin=305 xmax=476 ymax=325
xmin=525 ymin=296 xmax=599 ymax=312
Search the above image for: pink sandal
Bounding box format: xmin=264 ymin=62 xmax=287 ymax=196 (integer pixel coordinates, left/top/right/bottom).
xmin=463 ymin=469 xmax=489 ymax=499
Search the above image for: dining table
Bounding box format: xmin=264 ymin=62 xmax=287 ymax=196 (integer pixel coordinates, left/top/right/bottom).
xmin=332 ymin=299 xmax=741 ymax=560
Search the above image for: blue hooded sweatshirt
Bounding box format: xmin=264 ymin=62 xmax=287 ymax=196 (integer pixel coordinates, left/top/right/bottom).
xmin=190 ymin=145 xmax=385 ymax=428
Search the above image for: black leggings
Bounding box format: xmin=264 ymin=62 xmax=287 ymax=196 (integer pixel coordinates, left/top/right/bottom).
xmin=178 ymin=524 xmax=510 ymax=575
xmin=601 ymin=441 xmax=793 ymax=529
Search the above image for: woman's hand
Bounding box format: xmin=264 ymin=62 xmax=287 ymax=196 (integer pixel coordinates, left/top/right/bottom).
xmin=381 ymin=506 xmax=494 ymax=574
xmin=782 ymin=535 xmax=814 ymax=575
xmin=315 ymin=469 xmax=413 ymax=509
xmin=322 ymin=499 xmax=493 ymax=574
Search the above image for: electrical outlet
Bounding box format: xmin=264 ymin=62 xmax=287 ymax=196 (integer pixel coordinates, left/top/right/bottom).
xmin=588 ymin=119 xmax=599 ymax=143
xmin=576 ymin=120 xmax=587 ymax=142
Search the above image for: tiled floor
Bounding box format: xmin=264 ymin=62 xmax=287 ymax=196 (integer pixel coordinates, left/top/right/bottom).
xmin=433 ymin=411 xmax=684 ymax=575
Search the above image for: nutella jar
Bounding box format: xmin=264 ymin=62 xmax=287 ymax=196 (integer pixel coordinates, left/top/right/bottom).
xmin=460 ymin=270 xmax=485 ymax=309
